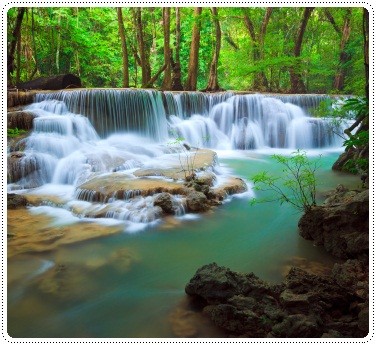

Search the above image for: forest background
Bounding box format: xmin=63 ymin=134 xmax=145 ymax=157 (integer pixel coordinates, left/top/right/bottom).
xmin=7 ymin=7 xmax=366 ymax=95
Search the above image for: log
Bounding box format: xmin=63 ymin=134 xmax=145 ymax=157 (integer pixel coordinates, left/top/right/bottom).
xmin=17 ymin=74 xmax=81 ymax=90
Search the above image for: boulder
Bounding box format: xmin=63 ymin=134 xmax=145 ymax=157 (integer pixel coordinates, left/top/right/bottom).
xmin=298 ymin=188 xmax=368 ymax=260
xmin=154 ymin=193 xmax=175 ymax=214
xmin=186 ymin=191 xmax=209 ymax=212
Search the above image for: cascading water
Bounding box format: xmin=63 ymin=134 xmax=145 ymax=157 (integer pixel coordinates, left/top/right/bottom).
xmin=8 ymin=89 xmax=344 ymax=229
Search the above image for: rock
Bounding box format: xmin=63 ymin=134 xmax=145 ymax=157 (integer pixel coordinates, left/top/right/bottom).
xmin=8 ymin=110 xmax=36 ymax=130
xmin=7 ymin=90 xmax=37 ymax=107
xmin=7 ymin=193 xmax=27 ymax=209
xmin=358 ymin=306 xmax=369 ymax=332
xmin=211 ymin=177 xmax=247 ymax=199
xmin=332 ymin=147 xmax=368 ymax=174
xmin=76 ymin=174 xmax=188 ymax=202
xmin=154 ymin=193 xmax=175 ymax=214
xmin=271 ymin=314 xmax=323 ymax=338
xmin=186 ymin=263 xmax=250 ymax=303
xmin=323 ymin=185 xmax=358 ymax=206
xmin=195 ymin=172 xmax=216 ymax=187
xmin=298 ymin=189 xmax=368 ymax=260
xmin=186 ymin=191 xmax=209 ymax=212
xmin=7 ymin=152 xmax=32 ymax=182
xmin=133 ymin=149 xmax=218 ymax=181
xmin=185 ymin=263 xmax=367 ymax=337
xmin=332 ymin=260 xmax=368 ymax=295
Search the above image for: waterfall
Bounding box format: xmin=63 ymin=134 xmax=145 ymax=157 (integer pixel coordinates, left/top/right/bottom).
xmin=7 ymin=89 xmax=346 ymax=228
xmin=36 ymin=89 xmax=169 ymax=141
xmin=35 ymin=90 xmax=340 ymax=150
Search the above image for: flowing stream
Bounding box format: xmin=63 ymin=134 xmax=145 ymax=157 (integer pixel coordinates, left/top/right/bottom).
xmin=7 ymin=90 xmax=358 ymax=337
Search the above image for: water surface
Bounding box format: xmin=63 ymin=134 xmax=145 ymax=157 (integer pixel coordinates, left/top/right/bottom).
xmin=8 ymin=151 xmax=360 ymax=338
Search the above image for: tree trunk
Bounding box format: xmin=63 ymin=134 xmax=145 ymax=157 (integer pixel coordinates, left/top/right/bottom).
xmin=257 ymin=8 xmax=273 ymax=90
xmin=363 ymin=8 xmax=369 ymax=99
xmin=161 ymin=8 xmax=172 ymax=90
xmin=146 ymin=64 xmax=167 ymax=88
xmin=8 ymin=7 xmax=26 ymax=83
xmin=185 ymin=7 xmax=202 ymax=91
xmin=16 ymin=26 xmax=21 ymax=84
xmin=117 ymin=8 xmax=129 ymax=88
xmin=56 ymin=12 xmax=61 ymax=74
xmin=31 ymin=8 xmax=39 ymax=78
xmin=333 ymin=9 xmax=352 ymax=91
xmin=289 ymin=7 xmax=314 ymax=93
xmin=205 ymin=8 xmax=222 ymax=91
xmin=243 ymin=8 xmax=273 ymax=91
xmin=171 ymin=7 xmax=183 ymax=91
xmin=133 ymin=8 xmax=151 ymax=88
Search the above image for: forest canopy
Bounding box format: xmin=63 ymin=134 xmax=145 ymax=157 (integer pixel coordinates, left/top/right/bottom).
xmin=7 ymin=7 xmax=367 ymax=95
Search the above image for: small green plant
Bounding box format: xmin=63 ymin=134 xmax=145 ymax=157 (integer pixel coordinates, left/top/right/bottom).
xmin=7 ymin=127 xmax=27 ymax=138
xmin=250 ymin=150 xmax=321 ymax=212
xmin=168 ymin=135 xmax=199 ymax=181
xmin=168 ymin=131 xmax=210 ymax=181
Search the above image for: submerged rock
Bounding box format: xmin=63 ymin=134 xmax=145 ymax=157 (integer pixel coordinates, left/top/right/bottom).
xmin=185 ymin=262 xmax=368 ymax=338
xmin=7 ymin=193 xmax=27 ymax=209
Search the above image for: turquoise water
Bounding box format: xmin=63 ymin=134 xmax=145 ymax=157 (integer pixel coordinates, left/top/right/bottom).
xmin=7 ymin=151 xmax=360 ymax=338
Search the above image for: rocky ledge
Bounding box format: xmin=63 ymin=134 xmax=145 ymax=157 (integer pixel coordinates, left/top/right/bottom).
xmin=186 ymin=262 xmax=368 ymax=338
xmin=185 ymin=185 xmax=369 ymax=338
xmin=298 ymin=185 xmax=368 ymax=262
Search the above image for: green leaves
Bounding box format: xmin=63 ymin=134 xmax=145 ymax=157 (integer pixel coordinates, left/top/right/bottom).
xmin=251 ymin=151 xmax=320 ymax=212
xmin=7 ymin=128 xmax=27 ymax=137
xmin=343 ymin=130 xmax=369 ymax=149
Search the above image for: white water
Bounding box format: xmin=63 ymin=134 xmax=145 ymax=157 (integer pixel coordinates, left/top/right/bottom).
xmin=8 ymin=90 xmax=345 ymax=230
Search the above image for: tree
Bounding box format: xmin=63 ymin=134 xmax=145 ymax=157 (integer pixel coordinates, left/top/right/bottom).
xmin=161 ymin=7 xmax=172 ymax=90
xmin=133 ymin=7 xmax=151 ymax=88
xmin=363 ymin=8 xmax=369 ymax=98
xmin=185 ymin=7 xmax=202 ymax=91
xmin=333 ymin=9 xmax=352 ymax=91
xmin=117 ymin=7 xmax=129 ymax=88
xmin=243 ymin=8 xmax=273 ymax=90
xmin=289 ymin=7 xmax=314 ymax=93
xmin=205 ymin=8 xmax=222 ymax=91
xmin=171 ymin=7 xmax=184 ymax=90
xmin=8 ymin=7 xmax=26 ymax=84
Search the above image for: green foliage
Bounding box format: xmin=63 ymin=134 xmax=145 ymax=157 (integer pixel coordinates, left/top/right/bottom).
xmin=8 ymin=7 xmax=366 ymax=93
xmin=250 ymin=150 xmax=320 ymax=212
xmin=343 ymin=157 xmax=368 ymax=175
xmin=7 ymin=128 xmax=27 ymax=137
xmin=342 ymin=96 xmax=368 ymax=118
xmin=343 ymin=130 xmax=369 ymax=149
